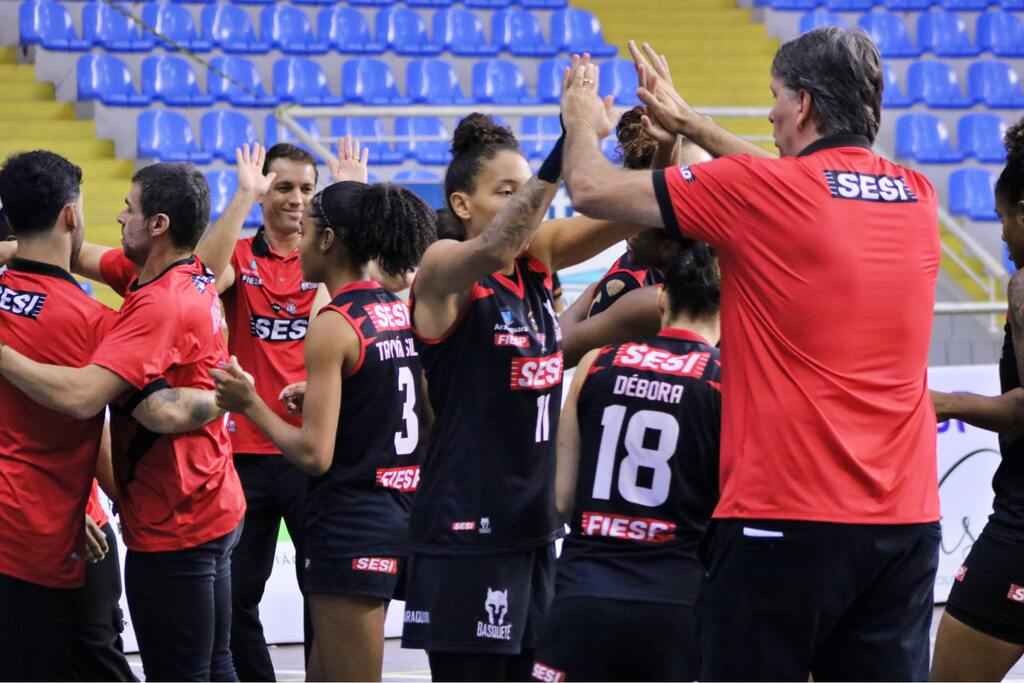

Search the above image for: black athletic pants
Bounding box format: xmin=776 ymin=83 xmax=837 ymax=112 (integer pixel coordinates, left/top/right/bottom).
xmin=697 ymin=519 xmax=941 ymax=682
xmin=71 ymin=522 xmax=136 ymax=682
xmin=230 ymin=455 xmax=309 ymax=682
xmin=0 ymin=571 xmax=73 ymax=681
xmin=428 ymin=650 xmax=537 ymax=682
xmin=125 ymin=525 xmax=241 ymax=682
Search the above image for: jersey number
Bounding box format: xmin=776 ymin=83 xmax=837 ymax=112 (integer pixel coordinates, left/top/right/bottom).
xmin=394 ymin=366 xmax=419 ymax=455
xmin=592 ymin=405 xmax=679 ymax=507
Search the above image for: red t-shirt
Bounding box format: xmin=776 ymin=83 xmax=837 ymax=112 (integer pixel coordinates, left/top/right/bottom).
xmin=86 ymin=480 xmax=108 ymax=527
xmin=91 ymin=253 xmax=245 ymax=551
xmin=0 ymin=259 xmax=116 ymax=588
xmin=653 ymin=136 xmax=941 ymax=524
xmin=221 ymin=229 xmax=314 ymax=455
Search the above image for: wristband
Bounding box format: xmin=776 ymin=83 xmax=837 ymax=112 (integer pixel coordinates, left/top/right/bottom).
xmin=537 ymin=117 xmax=566 ymax=184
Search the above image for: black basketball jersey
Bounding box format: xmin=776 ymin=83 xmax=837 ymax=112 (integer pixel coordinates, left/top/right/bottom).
xmin=987 ymin=321 xmax=1024 ymax=541
xmin=555 ymin=330 xmax=721 ymax=605
xmin=410 ymin=253 xmax=564 ymax=554
xmin=587 ymin=252 xmax=663 ymax=318
xmin=306 ymin=281 xmax=423 ymax=558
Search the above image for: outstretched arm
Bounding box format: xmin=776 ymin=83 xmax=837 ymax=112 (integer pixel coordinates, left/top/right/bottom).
xmin=132 ymin=386 xmax=225 ymax=434
xmin=0 ymin=345 xmax=128 ymax=419
xmin=931 ymin=388 xmax=1024 ymax=435
xmin=561 ymin=285 xmax=661 ymax=368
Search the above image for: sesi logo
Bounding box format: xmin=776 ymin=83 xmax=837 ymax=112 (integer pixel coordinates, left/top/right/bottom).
xmin=531 ymin=662 xmax=566 ymax=682
xmin=0 ymin=284 xmax=46 ymax=319
xmin=351 ymin=557 xmax=398 ymax=574
xmin=823 ymin=170 xmax=918 ymax=203
xmin=451 ymin=521 xmax=477 ymax=531
xmin=1008 ymin=583 xmax=1024 ymax=603
xmin=613 ymin=344 xmax=710 ymax=378
xmin=375 ymin=465 xmax=420 ymax=492
xmin=580 ymin=511 xmax=677 ymax=543
xmin=249 ymin=314 xmax=308 ymax=342
xmin=509 ymin=352 xmax=563 ymax=391
xmin=367 ymin=301 xmax=411 ymax=332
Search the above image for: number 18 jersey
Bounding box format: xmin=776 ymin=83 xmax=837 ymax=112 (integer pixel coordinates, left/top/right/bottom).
xmin=556 ymin=329 xmax=722 ymax=606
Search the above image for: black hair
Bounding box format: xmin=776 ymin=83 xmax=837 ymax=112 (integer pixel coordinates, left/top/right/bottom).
xmin=263 ymin=143 xmax=318 ymax=181
xmin=310 ymin=181 xmax=437 ymax=277
xmin=0 ymin=150 xmax=82 ymax=237
xmin=996 ymin=118 xmax=1024 ymax=207
xmin=616 ymin=107 xmax=658 ymax=170
xmin=662 ymin=242 xmax=720 ymax=321
xmin=434 ymin=207 xmax=467 ymax=241
xmin=132 ymin=163 xmax=211 ymax=250
xmin=444 ymin=113 xmax=521 ymax=222
xmin=0 ymin=208 xmax=12 ymax=242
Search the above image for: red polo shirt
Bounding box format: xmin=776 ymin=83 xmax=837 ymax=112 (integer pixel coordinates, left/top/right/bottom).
xmin=90 ymin=254 xmax=245 ymax=551
xmin=653 ymin=135 xmax=940 ymax=524
xmin=0 ymin=259 xmax=116 ymax=588
xmin=221 ymin=228 xmax=314 ymax=455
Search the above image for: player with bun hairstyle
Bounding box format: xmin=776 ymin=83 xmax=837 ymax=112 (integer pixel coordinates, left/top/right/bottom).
xmin=401 ymin=55 xmax=652 ymax=681
xmin=533 ymin=245 xmax=721 ymax=682
xmin=212 ymin=181 xmax=436 ymax=682
xmin=930 ymin=119 xmax=1024 ymax=681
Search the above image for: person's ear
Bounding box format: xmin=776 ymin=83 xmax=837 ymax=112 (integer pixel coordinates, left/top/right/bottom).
xmin=320 ymin=227 xmax=336 ymax=253
xmin=60 ymin=202 xmax=80 ymax=234
xmin=148 ymin=213 xmax=171 ymax=239
xmin=796 ymin=89 xmax=816 ymax=133
xmin=449 ymin=192 xmax=472 ymax=222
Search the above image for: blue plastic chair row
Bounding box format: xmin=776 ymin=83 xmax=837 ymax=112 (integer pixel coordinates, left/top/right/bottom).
xmin=194 ymin=0 xmax=569 ymax=7
xmin=881 ymin=60 xmax=1024 ymax=108
xmin=78 ymin=54 xmax=639 ymax=108
xmin=949 ymin=168 xmax=998 ymax=221
xmin=895 ymin=112 xmax=1010 ymax=163
xmin=769 ymin=0 xmax=1023 ymax=10
xmin=856 ymin=10 xmax=1024 ymax=58
xmin=21 ymin=1 xmax=616 ymax=57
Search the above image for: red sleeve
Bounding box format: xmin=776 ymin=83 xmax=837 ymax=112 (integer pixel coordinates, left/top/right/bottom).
xmin=98 ymin=249 xmax=136 ymax=297
xmin=89 ymin=291 xmax=179 ymax=389
xmin=652 ymin=156 xmax=759 ymax=249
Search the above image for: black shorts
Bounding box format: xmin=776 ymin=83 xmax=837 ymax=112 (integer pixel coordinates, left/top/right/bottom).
xmin=401 ymin=545 xmax=556 ymax=655
xmin=0 ymin=571 xmax=74 ymax=681
xmin=303 ymin=554 xmax=405 ymax=601
xmin=532 ymin=596 xmax=698 ymax=682
xmin=945 ymin=528 xmax=1024 ymax=645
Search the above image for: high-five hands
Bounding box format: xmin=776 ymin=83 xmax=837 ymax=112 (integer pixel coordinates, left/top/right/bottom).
xmin=560 ymin=53 xmax=616 ymax=140
xmin=329 ymin=134 xmax=370 ymax=184
xmin=236 ymin=143 xmax=277 ymax=198
xmin=628 ymin=40 xmax=697 ymax=142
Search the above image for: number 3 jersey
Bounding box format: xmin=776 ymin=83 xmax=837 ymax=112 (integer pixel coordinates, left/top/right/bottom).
xmin=557 ymin=329 xmax=722 ymax=606
xmin=409 ymin=253 xmax=564 ymax=554
xmin=309 ymin=281 xmax=423 ymax=559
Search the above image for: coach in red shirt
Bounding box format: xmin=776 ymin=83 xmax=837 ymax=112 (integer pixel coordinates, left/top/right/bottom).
xmin=558 ymin=30 xmax=941 ymax=681
xmin=0 ymin=161 xmax=246 ymax=681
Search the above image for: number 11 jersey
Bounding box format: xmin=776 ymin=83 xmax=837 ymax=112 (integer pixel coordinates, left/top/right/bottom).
xmin=557 ymin=329 xmax=722 ymax=606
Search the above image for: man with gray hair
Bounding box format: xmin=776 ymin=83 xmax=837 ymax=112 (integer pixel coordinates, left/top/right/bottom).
xmin=558 ymin=28 xmax=941 ymax=680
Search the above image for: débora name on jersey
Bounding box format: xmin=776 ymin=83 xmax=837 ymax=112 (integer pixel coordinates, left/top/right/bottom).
xmin=581 ymin=511 xmax=677 ymax=543
xmin=509 ymin=352 xmax=563 ymax=391
xmin=613 ymin=344 xmax=709 ymax=378
xmin=0 ymin=284 xmax=47 ymax=319
xmin=249 ymin=314 xmax=308 ymax=342
xmin=375 ymin=465 xmax=420 ymax=493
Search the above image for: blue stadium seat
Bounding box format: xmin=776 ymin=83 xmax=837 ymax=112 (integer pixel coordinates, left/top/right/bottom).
xmin=882 ymin=62 xmax=913 ymax=108
xmin=206 ymin=171 xmax=263 ymax=226
xmin=408 ymin=0 xmax=453 ymax=6
xmin=264 ymin=114 xmax=322 ymax=157
xmin=318 ymin=7 xmax=385 ymax=54
xmin=799 ymin=10 xmax=847 ymax=34
xmin=142 ymin=55 xmax=215 ymax=106
xmin=977 ymin=12 xmax=1024 ymax=57
xmin=906 ymin=61 xmax=973 ymax=107
xmin=231 ymin=0 xmax=274 ymax=6
xmin=894 ymin=113 xmax=965 ymax=162
xmin=537 ymin=58 xmax=571 ymax=103
xmin=769 ymin=0 xmax=818 ymax=9
xmin=407 ymin=58 xmax=472 ymax=105
xmin=492 ymin=8 xmax=558 ymax=57
xmin=472 ymin=59 xmax=541 ymax=104
xmin=522 ymin=0 xmax=568 ymax=8
xmin=342 ymin=58 xmax=411 ymax=105
xmin=273 ymin=57 xmax=343 ymax=106
xmin=141 ymin=3 xmax=212 ymax=52
xmin=940 ymin=0 xmax=991 ymax=8
xmin=550 ymin=8 xmax=617 ymax=57
xmin=465 ymin=0 xmax=513 ymax=8
xmin=433 ymin=8 xmax=498 ymax=56
xmin=957 ymin=113 xmax=1008 ymax=163
xmin=395 ymin=116 xmax=451 ymax=165
xmin=20 ymin=0 xmax=90 ymax=50
xmin=201 ymin=4 xmax=271 ymax=54
xmin=858 ymin=13 xmax=922 ymax=57
xmin=393 ymin=169 xmax=442 ymax=181
xmin=208 ymin=56 xmax=279 ymax=107
xmin=200 ymin=111 xmax=257 ymax=162
xmin=76 ymin=54 xmax=152 ymax=106
xmin=261 ymin=6 xmax=328 ymax=55
xmin=825 ymin=0 xmax=876 ymax=9
xmin=350 ymin=0 xmax=397 ymax=5
xmin=999 ymin=0 xmax=1024 ymax=7
xmin=598 ymin=58 xmax=640 ymax=105
xmin=883 ymin=0 xmax=934 ymax=8
xmin=376 ymin=7 xmax=443 ymax=56
xmin=82 ymin=1 xmax=154 ymax=52
xmin=138 ymin=110 xmax=213 ymax=163
xmin=520 ymin=115 xmax=560 ymax=159
xmin=329 ymin=117 xmax=403 ymax=164
xmin=601 ymin=136 xmax=620 ymax=163
xmin=917 ymin=10 xmax=980 ymax=57
xmin=949 ymin=169 xmax=998 ymax=221
xmin=293 ymin=0 xmax=333 ymax=7
xmin=968 ymin=60 xmax=1024 ymax=107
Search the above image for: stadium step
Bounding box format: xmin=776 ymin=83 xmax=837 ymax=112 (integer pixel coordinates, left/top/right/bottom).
xmin=0 ymin=101 xmax=76 ymax=121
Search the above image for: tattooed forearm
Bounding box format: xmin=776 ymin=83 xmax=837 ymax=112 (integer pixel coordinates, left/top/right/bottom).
xmin=133 ymin=387 xmax=223 ymax=434
xmin=479 ymin=176 xmax=558 ymax=260
xmin=1009 ymin=272 xmax=1024 ymax=388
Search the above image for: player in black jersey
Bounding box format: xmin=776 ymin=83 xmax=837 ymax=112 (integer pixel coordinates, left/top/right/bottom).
xmin=930 ymin=119 xmax=1024 ymax=680
xmin=531 ymin=245 xmax=721 ymax=683
xmin=211 ymin=181 xmax=436 ymax=682
xmin=403 ymin=57 xmax=654 ymax=682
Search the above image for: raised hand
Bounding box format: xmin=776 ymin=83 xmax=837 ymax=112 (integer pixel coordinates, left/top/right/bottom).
xmin=211 ymin=355 xmax=258 ymax=414
xmin=629 ymin=40 xmax=698 ymax=139
xmin=235 ymin=143 xmax=277 ymax=197
xmin=329 ymin=134 xmax=370 ymax=184
xmin=560 ymin=54 xmax=616 ymax=140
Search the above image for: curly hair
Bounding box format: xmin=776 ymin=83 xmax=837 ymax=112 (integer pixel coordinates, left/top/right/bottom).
xmin=615 ymin=107 xmax=658 ymax=170
xmin=996 ymin=118 xmax=1024 ymax=206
